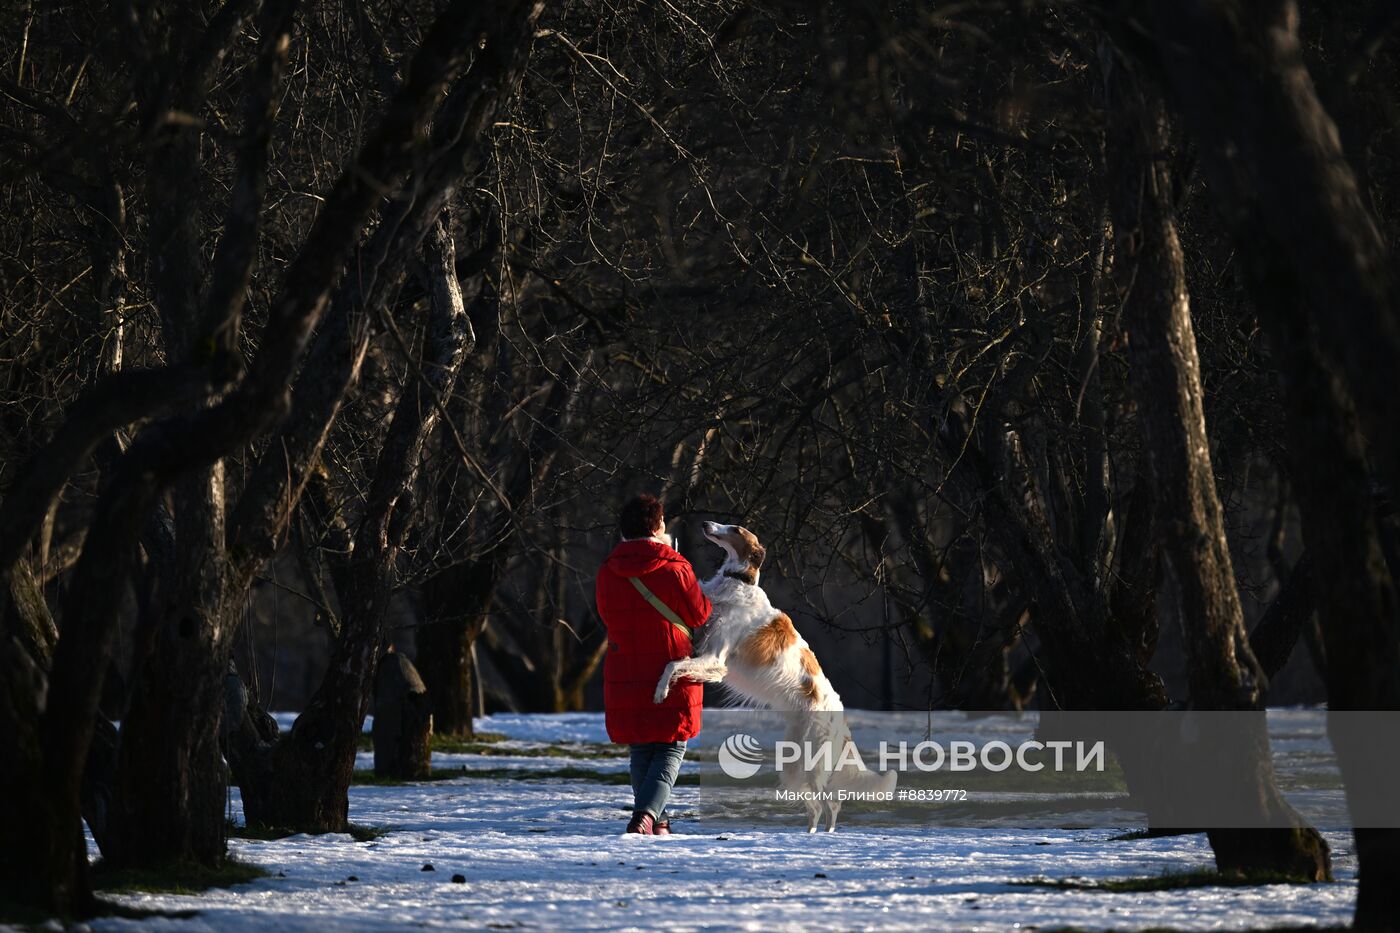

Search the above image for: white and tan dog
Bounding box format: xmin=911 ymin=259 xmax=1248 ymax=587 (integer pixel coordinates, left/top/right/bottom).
xmin=654 ymin=521 xmax=896 ymax=831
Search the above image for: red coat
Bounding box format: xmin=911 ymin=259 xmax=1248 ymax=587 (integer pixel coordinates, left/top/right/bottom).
xmin=595 ymin=538 xmax=711 ymax=744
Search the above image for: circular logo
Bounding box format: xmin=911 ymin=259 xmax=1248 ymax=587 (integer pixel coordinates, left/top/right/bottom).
xmin=718 ymin=733 xmax=764 ymax=779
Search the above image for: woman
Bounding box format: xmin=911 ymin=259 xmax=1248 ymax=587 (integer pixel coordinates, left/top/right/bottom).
xmin=594 ymin=493 xmax=712 ymax=834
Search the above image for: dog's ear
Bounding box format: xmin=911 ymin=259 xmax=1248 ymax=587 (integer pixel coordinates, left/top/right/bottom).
xmin=750 ymin=543 xmax=767 ymax=569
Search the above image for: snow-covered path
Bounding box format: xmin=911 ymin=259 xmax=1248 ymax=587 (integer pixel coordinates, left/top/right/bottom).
xmin=89 ymin=713 xmax=1357 ymax=932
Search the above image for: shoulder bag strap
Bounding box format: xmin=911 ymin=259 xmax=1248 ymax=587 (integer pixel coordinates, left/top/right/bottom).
xmin=628 ymin=576 xmax=694 ymax=642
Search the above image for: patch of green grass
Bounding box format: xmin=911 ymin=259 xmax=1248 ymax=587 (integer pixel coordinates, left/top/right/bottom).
xmin=347 ymin=822 xmax=393 ymax=842
xmin=1108 ymin=829 xmax=1157 ymax=841
xmin=356 ymin=730 xmax=615 ymax=760
xmin=1107 ymin=828 xmax=1202 ymax=841
xmin=91 ymin=858 xmax=268 ymax=896
xmin=1016 ymin=868 xmax=1328 ymax=893
xmin=226 ymin=821 xmax=294 ymax=841
xmin=431 ymin=736 xmax=617 ymax=759
xmin=351 ymin=767 xmax=477 ymax=786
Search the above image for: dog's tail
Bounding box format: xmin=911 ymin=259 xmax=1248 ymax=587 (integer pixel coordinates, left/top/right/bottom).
xmin=839 ymin=758 xmax=898 ymax=795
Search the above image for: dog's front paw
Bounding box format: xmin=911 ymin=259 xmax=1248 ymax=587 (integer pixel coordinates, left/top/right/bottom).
xmin=653 ymin=681 xmax=671 ymax=704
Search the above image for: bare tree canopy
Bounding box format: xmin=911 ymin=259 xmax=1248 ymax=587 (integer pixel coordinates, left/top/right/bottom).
xmin=1 ymin=0 xmax=1397 ymax=927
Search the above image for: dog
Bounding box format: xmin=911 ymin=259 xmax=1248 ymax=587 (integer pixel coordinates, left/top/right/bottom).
xmin=654 ymin=521 xmax=896 ymax=831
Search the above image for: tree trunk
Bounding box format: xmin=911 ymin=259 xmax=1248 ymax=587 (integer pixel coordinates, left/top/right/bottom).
xmin=1252 ymin=242 xmax=1400 ymax=928
xmin=373 ymin=651 xmax=433 ymax=780
xmin=418 ymin=557 xmax=501 ymax=737
xmin=417 ymin=614 xmax=481 ymax=736
xmin=105 ymin=465 xmax=232 ymax=868
xmin=1107 ymin=61 xmax=1330 ymax=881
xmin=869 ymin=502 xmax=1035 ymax=711
xmin=99 ymin=0 xmax=536 ymax=867
xmin=0 ymin=0 xmax=533 ymax=911
xmin=1137 ymin=1 xmax=1400 ymax=920
xmin=220 ymin=0 xmax=541 ymax=833
xmin=235 ymin=217 xmax=477 ymax=830
xmin=1248 ymin=553 xmax=1315 ymax=682
xmin=0 ymin=633 xmax=87 ymax=918
xmin=80 ymin=716 xmax=120 ymax=861
xmin=5 ymin=558 xmax=58 ymax=665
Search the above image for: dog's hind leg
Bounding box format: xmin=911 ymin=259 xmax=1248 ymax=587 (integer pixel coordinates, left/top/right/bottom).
xmin=825 ymin=798 xmax=841 ymax=832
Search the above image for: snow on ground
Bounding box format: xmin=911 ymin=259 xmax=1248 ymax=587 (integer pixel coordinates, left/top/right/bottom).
xmin=86 ymin=713 xmax=1356 ymax=932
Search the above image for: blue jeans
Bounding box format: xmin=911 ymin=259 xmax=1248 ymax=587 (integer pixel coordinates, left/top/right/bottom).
xmin=629 ymin=740 xmax=687 ymax=820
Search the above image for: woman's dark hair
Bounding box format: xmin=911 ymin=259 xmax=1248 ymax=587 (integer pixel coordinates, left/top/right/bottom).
xmin=618 ymin=493 xmax=664 ymax=539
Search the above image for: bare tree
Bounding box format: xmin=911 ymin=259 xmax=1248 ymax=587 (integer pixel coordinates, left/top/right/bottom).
xmin=1107 ymin=55 xmax=1329 ymax=878
xmin=0 ymin=0 xmax=542 ymax=914
xmin=1128 ymin=1 xmax=1400 ymax=922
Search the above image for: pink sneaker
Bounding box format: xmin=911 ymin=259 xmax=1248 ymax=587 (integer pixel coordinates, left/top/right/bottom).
xmin=653 ymin=820 xmax=671 ymax=835
xmin=625 ymin=813 xmax=654 ymax=834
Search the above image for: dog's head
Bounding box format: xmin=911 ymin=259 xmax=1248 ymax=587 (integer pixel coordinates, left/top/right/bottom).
xmin=701 ymin=521 xmax=766 ymax=585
